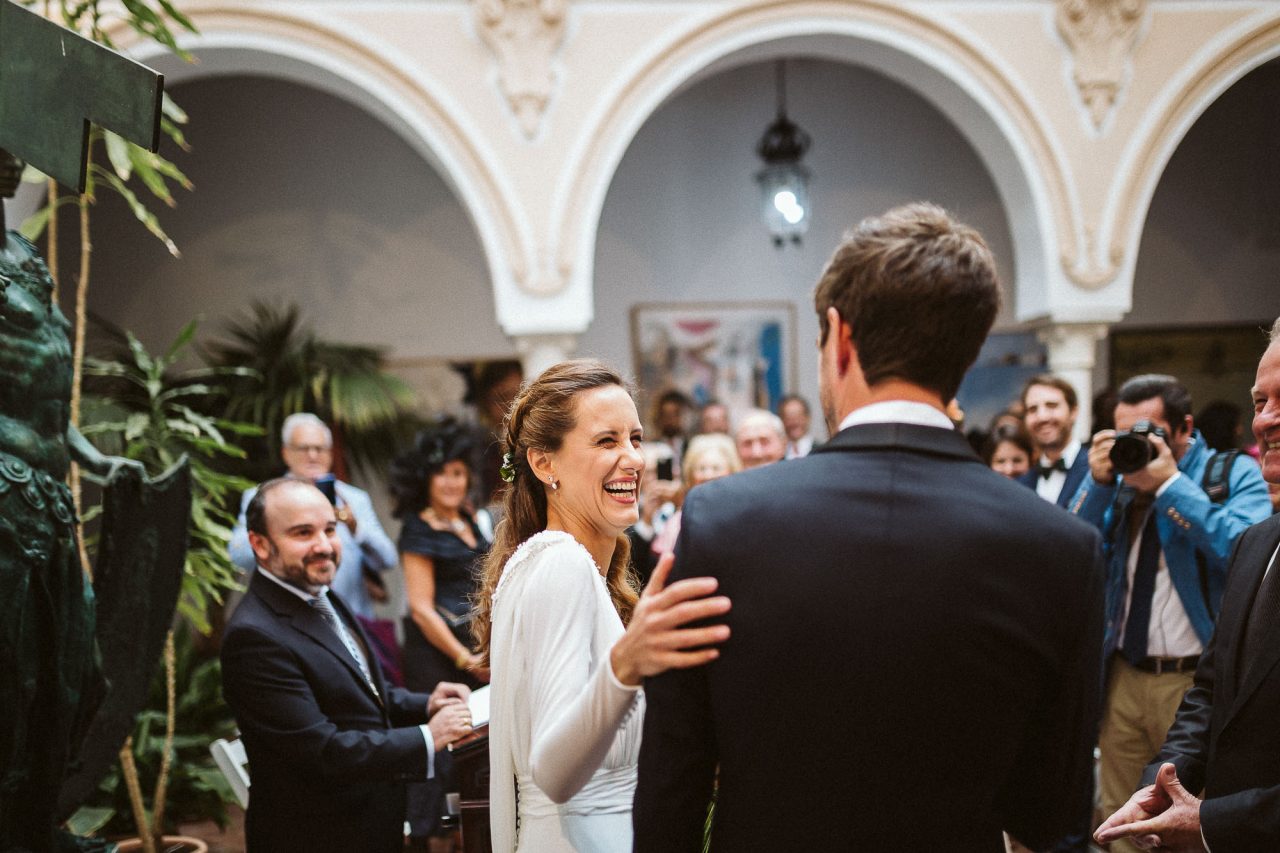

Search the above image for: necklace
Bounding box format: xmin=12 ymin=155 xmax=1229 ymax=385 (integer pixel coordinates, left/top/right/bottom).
xmin=426 ymin=508 xmax=467 ymax=534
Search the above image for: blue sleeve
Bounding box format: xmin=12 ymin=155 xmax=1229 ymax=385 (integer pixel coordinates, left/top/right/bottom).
xmin=227 ymin=486 xmax=258 ymax=573
xmin=344 ymin=486 xmax=398 ymax=572
xmin=1068 ymin=473 xmax=1117 ymax=532
xmin=1154 ymin=460 xmax=1272 ymax=570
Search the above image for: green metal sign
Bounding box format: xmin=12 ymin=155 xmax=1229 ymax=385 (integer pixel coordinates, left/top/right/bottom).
xmin=0 ymin=0 xmax=163 ymax=192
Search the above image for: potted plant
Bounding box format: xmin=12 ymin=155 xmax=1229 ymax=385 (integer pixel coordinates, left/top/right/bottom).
xmin=73 ymin=321 xmax=259 ymax=852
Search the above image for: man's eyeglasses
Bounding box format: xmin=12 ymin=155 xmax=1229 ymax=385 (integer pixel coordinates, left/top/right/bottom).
xmin=287 ymin=443 xmax=331 ymax=456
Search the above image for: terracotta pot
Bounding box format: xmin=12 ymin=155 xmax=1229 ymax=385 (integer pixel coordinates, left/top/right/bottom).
xmin=112 ymin=836 xmax=209 ymax=853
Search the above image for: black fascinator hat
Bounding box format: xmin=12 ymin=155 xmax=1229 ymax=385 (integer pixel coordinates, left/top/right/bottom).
xmin=389 ymin=416 xmax=475 ymax=517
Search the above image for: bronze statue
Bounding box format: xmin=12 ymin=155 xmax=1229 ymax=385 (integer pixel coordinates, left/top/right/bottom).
xmin=0 ymin=149 xmax=190 ymax=852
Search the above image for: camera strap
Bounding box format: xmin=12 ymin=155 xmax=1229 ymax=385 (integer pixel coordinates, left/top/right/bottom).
xmin=1200 ymin=449 xmax=1240 ymax=505
xmin=1196 ymin=449 xmax=1241 ymax=618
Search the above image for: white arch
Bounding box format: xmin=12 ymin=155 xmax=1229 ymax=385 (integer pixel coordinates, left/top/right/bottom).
xmin=119 ymin=6 xmax=528 ymax=320
xmin=1109 ymin=10 xmax=1280 ymax=285
xmin=553 ymin=1 xmax=1073 ymax=326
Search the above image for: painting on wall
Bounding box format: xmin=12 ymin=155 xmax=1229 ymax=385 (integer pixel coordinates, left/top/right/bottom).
xmin=955 ymin=331 xmax=1048 ymax=433
xmin=630 ymin=302 xmax=796 ymax=426
xmin=1109 ymin=324 xmax=1273 ymax=417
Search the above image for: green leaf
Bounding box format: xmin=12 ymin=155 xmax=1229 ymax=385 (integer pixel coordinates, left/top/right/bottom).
xmin=161 ymin=92 xmax=190 ymax=125
xmin=66 ymin=806 xmax=116 ymax=837
xmin=99 ymin=171 xmax=180 ymax=257
xmin=104 ymin=130 xmax=133 ymax=180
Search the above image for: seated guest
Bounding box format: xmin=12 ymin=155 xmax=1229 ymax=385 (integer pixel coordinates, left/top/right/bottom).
xmin=734 ymin=408 xmax=786 ymax=469
xmin=229 ymin=412 xmax=397 ymax=621
xmin=221 ymin=478 xmax=473 ymax=853
xmin=982 ymin=423 xmax=1034 ymax=479
xmin=778 ymin=394 xmax=816 ymax=458
xmin=651 ymin=433 xmax=742 ymax=556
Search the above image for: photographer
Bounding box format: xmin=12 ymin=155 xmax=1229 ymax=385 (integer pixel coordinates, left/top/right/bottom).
xmin=1069 ymin=374 xmax=1271 ymax=853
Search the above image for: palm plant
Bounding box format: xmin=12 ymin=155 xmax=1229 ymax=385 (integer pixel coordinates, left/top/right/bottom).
xmin=202 ymin=300 xmax=421 ymax=480
xmin=80 ymin=320 xmax=259 ymax=853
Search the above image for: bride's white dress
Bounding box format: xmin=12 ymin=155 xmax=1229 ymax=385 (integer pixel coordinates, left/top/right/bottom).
xmin=487 ymin=530 xmax=645 ymax=853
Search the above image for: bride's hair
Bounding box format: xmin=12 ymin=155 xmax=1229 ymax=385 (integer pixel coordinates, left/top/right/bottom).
xmin=472 ymin=359 xmax=638 ymax=663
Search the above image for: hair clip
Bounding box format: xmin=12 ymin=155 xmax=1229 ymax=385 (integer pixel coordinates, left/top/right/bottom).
xmin=499 ymin=451 xmax=516 ymax=483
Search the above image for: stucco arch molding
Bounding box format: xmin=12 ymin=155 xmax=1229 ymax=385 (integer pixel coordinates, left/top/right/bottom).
xmin=114 ymin=4 xmax=528 ymax=312
xmin=1109 ymin=10 xmax=1280 ymax=290
xmin=552 ymin=0 xmax=1077 ymax=325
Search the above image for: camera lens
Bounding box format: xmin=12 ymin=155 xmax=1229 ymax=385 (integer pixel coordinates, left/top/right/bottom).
xmin=1109 ymin=433 xmax=1155 ymax=474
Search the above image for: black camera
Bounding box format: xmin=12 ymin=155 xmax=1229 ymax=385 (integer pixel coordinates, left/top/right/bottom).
xmin=1109 ymin=419 xmax=1167 ymax=474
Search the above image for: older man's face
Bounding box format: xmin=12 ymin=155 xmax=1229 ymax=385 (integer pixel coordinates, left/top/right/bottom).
xmin=1252 ymin=341 xmax=1280 ymax=485
xmin=736 ymin=421 xmax=785 ymax=469
xmin=281 ymin=423 xmax=333 ymax=482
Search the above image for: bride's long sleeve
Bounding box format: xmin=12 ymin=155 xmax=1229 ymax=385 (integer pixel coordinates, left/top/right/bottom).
xmin=521 ymin=545 xmax=640 ymax=804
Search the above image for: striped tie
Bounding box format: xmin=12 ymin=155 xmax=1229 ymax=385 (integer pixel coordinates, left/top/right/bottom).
xmin=310 ymin=592 xmax=377 ymax=694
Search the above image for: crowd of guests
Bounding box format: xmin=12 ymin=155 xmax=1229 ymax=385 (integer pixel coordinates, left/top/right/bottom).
xmin=216 ymin=201 xmax=1280 ymax=853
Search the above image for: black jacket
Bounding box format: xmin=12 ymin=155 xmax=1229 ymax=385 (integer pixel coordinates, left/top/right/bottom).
xmin=221 ymin=570 xmax=433 ymax=853
xmin=1145 ymin=512 xmax=1280 ymax=852
xmin=635 ymin=422 xmax=1105 ymax=852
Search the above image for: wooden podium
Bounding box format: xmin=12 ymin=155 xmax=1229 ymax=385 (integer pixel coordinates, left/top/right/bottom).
xmin=450 ymin=724 xmax=492 ymax=853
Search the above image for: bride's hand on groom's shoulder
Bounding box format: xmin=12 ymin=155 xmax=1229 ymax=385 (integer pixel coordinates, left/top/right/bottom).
xmin=609 ymin=553 xmax=731 ymax=687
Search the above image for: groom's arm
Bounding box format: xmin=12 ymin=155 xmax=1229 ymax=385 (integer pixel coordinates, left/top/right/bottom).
xmin=633 ymin=498 xmax=718 ymax=853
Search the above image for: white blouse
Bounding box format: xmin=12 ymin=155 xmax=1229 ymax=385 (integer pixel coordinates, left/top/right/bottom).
xmin=487 ymin=530 xmax=644 ymax=853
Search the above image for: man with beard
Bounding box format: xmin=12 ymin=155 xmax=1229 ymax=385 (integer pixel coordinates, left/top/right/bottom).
xmin=221 ymin=478 xmax=473 ymax=852
xmin=1019 ymin=374 xmax=1090 ymax=507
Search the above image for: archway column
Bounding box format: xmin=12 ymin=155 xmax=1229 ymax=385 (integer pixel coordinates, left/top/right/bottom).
xmin=514 ymin=333 xmax=578 ymax=379
xmin=1037 ymin=322 xmax=1110 ymax=443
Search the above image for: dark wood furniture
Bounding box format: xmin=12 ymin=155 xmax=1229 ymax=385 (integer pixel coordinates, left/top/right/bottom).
xmin=450 ymin=724 xmax=491 ymax=853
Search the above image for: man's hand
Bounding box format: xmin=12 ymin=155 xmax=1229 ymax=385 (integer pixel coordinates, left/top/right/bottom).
xmin=363 ymin=575 xmax=389 ymax=604
xmin=427 ymin=681 xmax=471 ymax=716
xmin=335 ymin=504 xmax=358 ymax=534
xmin=1125 ymin=433 xmax=1179 ymax=494
xmin=1095 ymin=763 xmax=1205 ymax=852
xmin=1088 ymin=430 xmax=1117 ymax=485
xmin=426 ymin=701 xmax=473 ymax=750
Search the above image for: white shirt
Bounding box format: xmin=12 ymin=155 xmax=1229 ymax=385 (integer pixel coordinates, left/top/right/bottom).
xmin=1035 ymin=440 xmax=1082 ymax=503
xmin=838 ymin=400 xmax=956 ymax=432
xmin=256 ymin=566 xmax=436 ymax=778
xmin=1116 ymin=516 xmax=1203 ymax=658
xmin=785 ymin=435 xmax=814 ymax=459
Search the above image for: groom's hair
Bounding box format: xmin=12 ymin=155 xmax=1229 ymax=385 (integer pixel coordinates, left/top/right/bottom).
xmin=814 ymin=202 xmax=1001 ymax=402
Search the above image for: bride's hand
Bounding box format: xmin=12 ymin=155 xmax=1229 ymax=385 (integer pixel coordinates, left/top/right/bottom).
xmin=609 ymin=552 xmax=731 ymax=687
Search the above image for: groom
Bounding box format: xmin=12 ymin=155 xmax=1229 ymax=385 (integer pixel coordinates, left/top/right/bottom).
xmin=634 ymin=203 xmax=1105 ymax=852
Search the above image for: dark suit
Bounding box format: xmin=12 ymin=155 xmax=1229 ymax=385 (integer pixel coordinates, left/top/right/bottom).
xmin=221 ymin=570 xmax=433 ymax=853
xmin=1143 ymin=512 xmax=1280 ymax=851
xmin=1018 ymin=446 xmax=1090 ymax=508
xmin=634 ymin=422 xmax=1105 ymax=852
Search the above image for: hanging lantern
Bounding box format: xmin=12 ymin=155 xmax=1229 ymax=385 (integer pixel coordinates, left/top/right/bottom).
xmin=755 ymin=61 xmax=811 ymax=247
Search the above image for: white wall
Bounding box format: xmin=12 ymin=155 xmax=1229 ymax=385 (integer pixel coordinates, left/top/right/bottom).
xmin=79 ymin=75 xmax=510 ymax=361
xmin=582 ymin=58 xmax=1015 ymax=417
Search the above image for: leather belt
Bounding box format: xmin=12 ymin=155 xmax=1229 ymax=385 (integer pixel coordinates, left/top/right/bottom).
xmin=1125 ymin=654 xmax=1200 ymax=675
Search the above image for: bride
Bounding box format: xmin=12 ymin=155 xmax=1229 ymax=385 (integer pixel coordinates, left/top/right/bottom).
xmin=472 ymin=360 xmax=731 ymax=853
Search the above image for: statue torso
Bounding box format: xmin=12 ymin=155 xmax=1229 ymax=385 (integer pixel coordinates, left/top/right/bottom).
xmin=0 ymin=232 xmax=73 ymax=477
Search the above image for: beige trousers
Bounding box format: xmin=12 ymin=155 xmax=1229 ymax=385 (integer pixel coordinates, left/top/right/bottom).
xmin=1098 ymin=657 xmax=1195 ymax=853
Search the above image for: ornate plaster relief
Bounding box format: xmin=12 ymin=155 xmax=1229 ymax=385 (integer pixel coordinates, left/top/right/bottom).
xmin=1055 ymin=0 xmax=1147 ymax=130
xmin=474 ymin=0 xmax=567 ymax=140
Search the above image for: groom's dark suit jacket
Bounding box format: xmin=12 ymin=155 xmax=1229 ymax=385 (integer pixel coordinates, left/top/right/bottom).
xmin=634 ymin=422 xmax=1105 ymax=852
xmin=221 ymin=570 xmax=433 ymax=853
xmin=1144 ymin=512 xmax=1280 ymax=852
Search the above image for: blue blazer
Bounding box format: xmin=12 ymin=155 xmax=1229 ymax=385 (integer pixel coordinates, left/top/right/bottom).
xmin=1018 ymin=447 xmax=1091 ymax=508
xmin=1068 ymin=432 xmax=1271 ymax=655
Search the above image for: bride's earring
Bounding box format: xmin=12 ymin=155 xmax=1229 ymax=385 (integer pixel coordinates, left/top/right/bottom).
xmin=548 ymin=476 xmax=558 ymax=491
